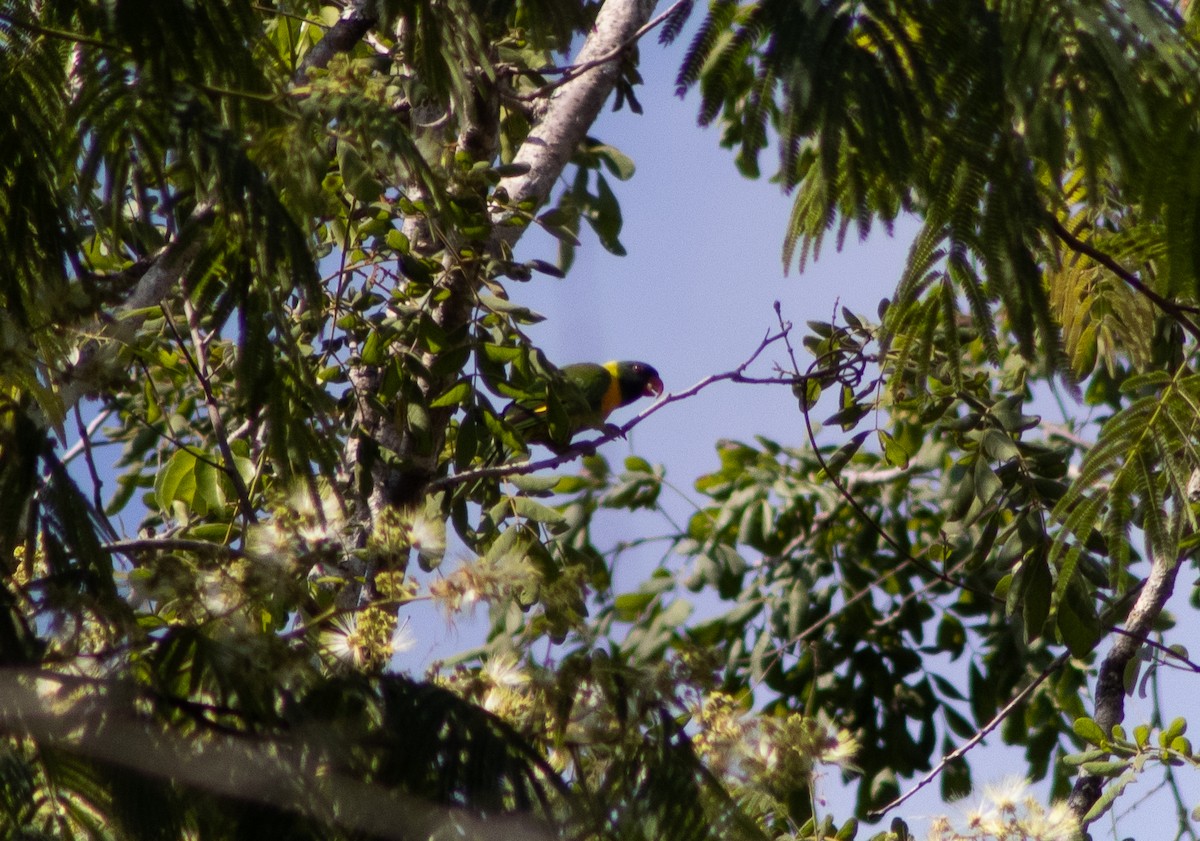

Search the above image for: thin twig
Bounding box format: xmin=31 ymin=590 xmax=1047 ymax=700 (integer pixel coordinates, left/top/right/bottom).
xmin=1109 ymin=626 xmax=1200 ymax=673
xmin=60 ymin=408 xmax=114 ymax=466
xmin=1052 ymin=219 xmax=1200 ymax=338
xmin=515 ymin=0 xmax=688 ymax=101
xmin=73 ymin=404 xmax=108 ymax=516
xmin=102 ymin=538 xmax=243 ymax=557
xmin=429 ymin=329 xmax=790 ymax=491
xmin=164 ymin=300 xmax=257 ymax=523
xmin=868 ymin=650 xmax=1073 ymax=820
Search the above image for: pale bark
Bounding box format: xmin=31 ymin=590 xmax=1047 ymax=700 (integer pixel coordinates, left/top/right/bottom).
xmin=1067 ymin=552 xmax=1182 ymax=824
xmin=494 ymin=0 xmax=659 ymax=240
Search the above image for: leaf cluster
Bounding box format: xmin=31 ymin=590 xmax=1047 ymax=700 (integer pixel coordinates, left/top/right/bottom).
xmin=677 ymin=0 xmax=1200 ymax=370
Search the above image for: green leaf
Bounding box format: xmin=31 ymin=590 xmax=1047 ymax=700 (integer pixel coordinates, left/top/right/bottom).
xmin=1020 ymin=554 xmax=1051 ymax=643
xmin=1161 ymin=717 xmax=1187 ymax=744
xmin=154 ymin=449 xmax=198 ymax=513
xmin=1083 ymin=770 xmax=1136 ymax=824
xmin=878 ymin=429 xmax=910 ymax=468
xmin=797 ymin=378 xmax=821 ymax=410
xmin=527 ymin=259 xmax=565 ymax=278
xmin=430 ymin=380 xmax=472 ymax=408
xmin=337 ymin=141 xmax=383 ymax=201
xmin=510 ymin=497 xmax=566 ymax=527
xmin=592 ymin=144 xmax=636 ymax=180
xmin=1073 ymin=717 xmax=1107 ymax=747
xmin=186 ymin=522 xmax=238 ymax=542
xmin=478 ymin=293 xmax=546 ymax=324
xmin=624 ymin=455 xmax=652 ymax=473
xmin=385 ymin=229 xmax=410 ymax=253
xmin=614 ymin=591 xmax=656 ymax=621
xmin=825 ymin=431 xmax=870 ymax=475
xmin=1135 ymin=724 xmax=1151 ymax=749
xmin=508 ymin=473 xmax=562 ymax=493
xmin=1057 ymin=590 xmax=1100 ymax=657
xmin=360 ymin=330 xmax=393 ymax=366
xmin=940 ymin=755 xmax=971 ymax=801
xmin=1062 ymin=748 xmax=1110 ymax=766
xmin=192 ymin=460 xmax=226 ymax=515
xmin=973 ymin=457 xmax=1002 ymax=505
xmin=587 ymin=173 xmax=626 ymax=256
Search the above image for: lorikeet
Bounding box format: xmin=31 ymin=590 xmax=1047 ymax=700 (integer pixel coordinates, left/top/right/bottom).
xmin=503 ymin=360 xmax=663 ymax=452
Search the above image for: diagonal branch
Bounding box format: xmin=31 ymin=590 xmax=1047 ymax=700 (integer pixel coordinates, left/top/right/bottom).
xmin=516 ymin=0 xmax=687 ymax=101
xmin=869 ymin=650 xmax=1073 ymax=820
xmin=1051 ymin=218 xmax=1200 ymax=340
xmin=429 ymin=328 xmax=789 ymax=491
xmin=491 ymin=0 xmax=659 ymax=245
xmin=294 ymin=0 xmax=379 ymax=80
xmin=1067 ymin=550 xmax=1183 ymax=824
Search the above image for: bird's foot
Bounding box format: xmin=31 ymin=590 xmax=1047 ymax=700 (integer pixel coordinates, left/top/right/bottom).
xmin=601 ymin=422 xmax=626 ymax=439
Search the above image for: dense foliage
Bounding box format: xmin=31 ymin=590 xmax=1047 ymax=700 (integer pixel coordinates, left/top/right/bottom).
xmin=3 ymin=1 xmax=1200 ymax=840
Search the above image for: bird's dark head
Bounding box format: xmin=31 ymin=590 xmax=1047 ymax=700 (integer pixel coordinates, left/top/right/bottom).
xmin=613 ymin=361 xmax=663 ymax=403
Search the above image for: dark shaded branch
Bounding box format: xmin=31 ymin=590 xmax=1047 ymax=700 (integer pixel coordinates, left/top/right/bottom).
xmin=102 ymin=538 xmax=243 ymax=558
xmin=295 ymin=1 xmax=379 ymax=80
xmin=0 ymin=669 xmax=556 ymax=841
xmin=1052 ymin=219 xmax=1200 ymax=340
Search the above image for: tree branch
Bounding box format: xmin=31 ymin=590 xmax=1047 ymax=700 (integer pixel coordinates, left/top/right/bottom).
xmin=1051 ymin=218 xmax=1200 ymax=340
xmin=295 ymin=1 xmax=379 ymax=80
xmin=491 ymin=0 xmax=659 ymax=244
xmin=516 ymin=0 xmax=687 ymax=100
xmin=429 ymin=328 xmax=789 ymax=491
xmin=1068 ymin=550 xmax=1184 ymax=823
xmin=869 ymin=650 xmax=1073 ymax=820
xmin=102 ymin=538 xmax=243 ymax=558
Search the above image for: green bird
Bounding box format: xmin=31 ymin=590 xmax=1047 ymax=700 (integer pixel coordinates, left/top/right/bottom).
xmin=503 ymin=360 xmax=663 ymax=452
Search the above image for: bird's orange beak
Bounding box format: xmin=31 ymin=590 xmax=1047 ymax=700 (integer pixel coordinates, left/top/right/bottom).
xmin=645 ymin=375 xmax=664 ymax=397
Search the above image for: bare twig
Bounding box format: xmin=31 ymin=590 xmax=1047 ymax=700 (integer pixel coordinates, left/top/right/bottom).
xmin=1052 ymin=219 xmax=1200 ymax=339
xmin=429 ymin=329 xmax=791 ymax=491
xmin=1109 ymin=627 xmax=1200 ymax=674
xmin=102 ymin=538 xmax=243 ymax=558
xmin=166 ymin=299 xmax=257 ymax=524
xmin=868 ymin=650 xmax=1073 ymax=820
xmin=60 ymin=408 xmax=114 ymax=466
xmin=73 ymin=404 xmax=108 ymax=515
xmin=516 ymin=0 xmax=688 ymax=101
